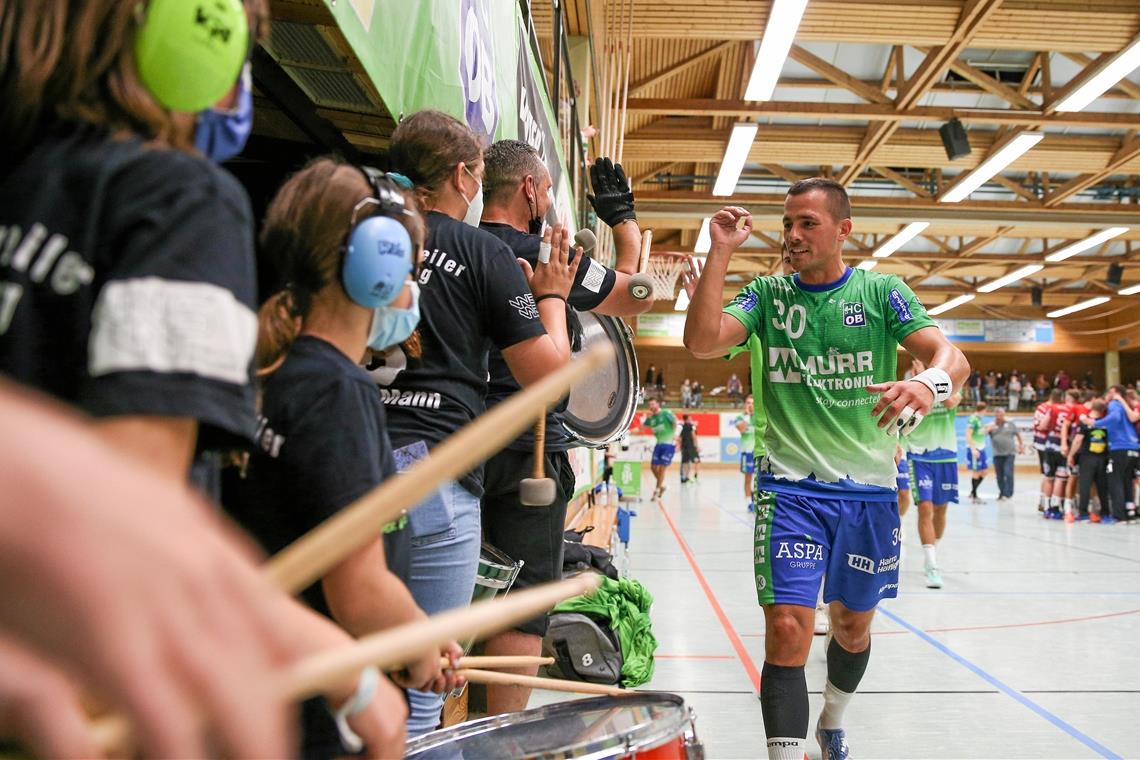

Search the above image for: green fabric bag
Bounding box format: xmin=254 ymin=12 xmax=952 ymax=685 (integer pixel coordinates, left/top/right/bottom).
xmin=553 ymin=576 xmax=657 ymax=687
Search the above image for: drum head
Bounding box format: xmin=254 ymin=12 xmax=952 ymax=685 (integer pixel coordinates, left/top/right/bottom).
xmin=404 ymin=693 xmax=690 ymax=760
xmin=562 ymin=311 xmax=639 ymax=448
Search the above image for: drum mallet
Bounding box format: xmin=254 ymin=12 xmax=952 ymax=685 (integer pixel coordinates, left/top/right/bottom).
xmin=627 ymin=228 xmax=653 ymax=300
xmin=520 ymin=412 xmax=556 ymax=506
xmin=574 ymin=228 xmax=596 ymax=255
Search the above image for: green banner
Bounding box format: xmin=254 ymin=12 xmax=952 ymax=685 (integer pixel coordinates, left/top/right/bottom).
xmin=324 ymin=0 xmax=576 ymax=222
xmin=612 ymin=460 xmax=642 ymax=495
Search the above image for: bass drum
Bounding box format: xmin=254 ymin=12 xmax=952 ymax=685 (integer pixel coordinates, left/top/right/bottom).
xmin=562 ymin=311 xmax=639 ymax=448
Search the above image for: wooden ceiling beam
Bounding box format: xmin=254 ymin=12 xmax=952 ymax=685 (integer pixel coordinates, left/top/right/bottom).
xmin=1046 ymin=35 xmax=1140 ymax=116
xmin=762 ymin=164 xmax=807 ymax=185
xmin=1045 ymin=138 xmax=1140 ymax=207
xmin=939 ymin=57 xmax=1039 ymax=111
xmin=870 ymin=165 xmax=932 ymax=198
xmin=630 ymin=161 xmax=680 ymax=186
xmin=990 ymin=175 xmax=1040 ymax=203
xmin=1058 ymin=52 xmax=1140 ymax=100
xmin=628 ymin=40 xmax=734 ymax=96
xmin=623 ymin=99 xmax=1140 ymax=130
xmin=787 ymin=45 xmax=893 ymax=105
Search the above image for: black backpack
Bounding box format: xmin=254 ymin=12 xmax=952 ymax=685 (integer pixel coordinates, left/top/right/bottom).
xmin=542 ymin=611 xmax=624 ymax=685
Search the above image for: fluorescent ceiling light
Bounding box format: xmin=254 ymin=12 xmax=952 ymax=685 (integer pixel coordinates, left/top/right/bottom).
xmin=713 ymin=123 xmax=759 ymax=196
xmin=976 ymin=264 xmax=1044 ymax=293
xmin=1119 ymin=283 xmax=1140 ymax=296
xmin=674 ymin=289 xmax=690 ymax=311
xmin=1044 ymin=227 xmax=1129 ymax=262
xmin=939 ymin=132 xmax=1044 ymax=203
xmin=744 ymin=0 xmax=810 ymax=101
xmin=856 ymin=260 xmax=878 ymax=271
xmin=1055 ymin=39 xmax=1140 ymax=112
xmin=927 ymin=293 xmax=975 ymax=316
xmin=695 ymin=218 xmax=711 ymax=253
xmin=873 ymin=222 xmax=930 ymax=258
xmin=1047 ymin=296 xmax=1111 ymax=318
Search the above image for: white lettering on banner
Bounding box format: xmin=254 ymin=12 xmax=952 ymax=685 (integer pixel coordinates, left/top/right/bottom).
xmin=877 ymin=555 xmax=900 ymax=573
xmin=379 ymin=389 xmax=442 ymax=410
xmin=775 ymin=542 xmax=824 ymax=561
xmin=847 ymin=553 xmax=875 ymax=574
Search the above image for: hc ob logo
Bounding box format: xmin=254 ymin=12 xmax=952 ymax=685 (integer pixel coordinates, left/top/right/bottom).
xmin=459 ymin=0 xmax=500 ymax=140
xmin=842 ymin=301 xmax=866 ymax=327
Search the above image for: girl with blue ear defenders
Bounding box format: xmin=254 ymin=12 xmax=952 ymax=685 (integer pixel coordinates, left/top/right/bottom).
xmin=1 ymin=2 xmax=404 ymax=758
xmin=224 ymin=157 xmax=467 ymax=758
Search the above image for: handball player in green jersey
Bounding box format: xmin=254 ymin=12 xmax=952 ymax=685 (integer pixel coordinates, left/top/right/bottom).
xmin=683 ymin=179 xmax=968 ymax=760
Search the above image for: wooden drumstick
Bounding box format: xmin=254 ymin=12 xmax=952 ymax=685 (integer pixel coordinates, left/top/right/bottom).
xmin=90 ymin=576 xmax=601 ymax=755
xmin=457 ymin=668 xmax=635 ymax=698
xmin=628 ymin=228 xmax=654 ymax=300
xmin=519 ymin=411 xmax=556 ymax=506
xmin=441 ymin=655 xmax=554 ymax=670
xmin=266 ymin=342 xmax=613 ymax=594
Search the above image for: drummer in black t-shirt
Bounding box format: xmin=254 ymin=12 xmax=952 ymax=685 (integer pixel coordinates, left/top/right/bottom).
xmin=381 ymin=110 xmax=579 ymax=735
xmin=0 ymin=1 xmax=400 ymax=756
xmin=224 ymin=159 xmax=472 ymax=756
xmin=476 ymin=141 xmax=654 ymax=714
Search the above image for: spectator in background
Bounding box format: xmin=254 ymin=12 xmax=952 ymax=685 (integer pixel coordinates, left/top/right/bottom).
xmin=1083 ymin=370 xmax=1095 ymax=389
xmin=986 ymin=408 xmax=1023 ymax=501
xmin=1055 ymin=370 xmax=1071 ymax=392
xmin=984 ymin=371 xmax=998 ymax=401
xmin=1022 ymin=379 xmax=1036 ymax=406
xmin=645 ymin=364 xmax=657 ymax=388
xmin=681 ymin=378 xmax=692 ymax=408
xmin=967 ymin=369 xmax=983 ymax=404
xmin=726 ymin=372 xmax=743 ymax=403
xmin=655 ymin=368 xmax=665 ymax=398
xmin=1008 ymin=373 xmax=1022 ymax=411
xmin=1035 ymin=373 xmax=1050 ymax=401
xmin=690 ymin=379 xmax=703 ymax=408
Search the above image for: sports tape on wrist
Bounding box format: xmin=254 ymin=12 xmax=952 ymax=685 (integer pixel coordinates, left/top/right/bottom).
xmin=910 ymin=367 xmax=952 ymax=405
xmin=333 ymin=666 xmax=380 ymax=753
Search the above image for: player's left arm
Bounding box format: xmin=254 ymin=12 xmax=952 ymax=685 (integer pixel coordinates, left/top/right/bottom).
xmin=869 ymin=325 xmax=969 ymax=431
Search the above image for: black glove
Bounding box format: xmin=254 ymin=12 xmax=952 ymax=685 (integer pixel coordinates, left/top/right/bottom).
xmin=587 ymin=157 xmax=636 ymax=227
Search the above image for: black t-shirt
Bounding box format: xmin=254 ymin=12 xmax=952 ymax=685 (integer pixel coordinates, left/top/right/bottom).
xmin=480 ymin=221 xmax=617 ymax=452
xmin=0 ymin=125 xmax=257 ymax=449
xmin=368 ymin=212 xmax=545 ymax=495
xmin=1076 ymin=420 xmax=1108 ymax=456
xmin=223 ymin=336 xmax=399 ymax=617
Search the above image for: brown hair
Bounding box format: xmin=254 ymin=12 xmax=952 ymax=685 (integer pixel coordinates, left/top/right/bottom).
xmin=1090 ymin=399 xmax=1107 ymax=415
xmin=0 ymin=0 xmax=268 ymax=154
xmin=483 ymin=139 xmax=546 ymax=206
xmin=256 ymin=158 xmax=425 ymax=372
xmin=387 ymin=110 xmax=484 ymax=209
xmin=786 ymin=177 xmax=852 ymax=221
xmin=1050 ymin=388 xmax=1065 ymax=403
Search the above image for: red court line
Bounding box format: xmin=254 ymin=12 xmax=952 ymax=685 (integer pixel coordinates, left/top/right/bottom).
xmin=655 ymin=499 xmax=763 ymax=692
xmin=738 ymin=607 xmax=1140 ymax=638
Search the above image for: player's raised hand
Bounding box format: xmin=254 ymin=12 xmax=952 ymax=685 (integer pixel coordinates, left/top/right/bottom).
xmin=867 ymin=379 xmax=936 ymax=435
xmin=708 ymin=207 xmax=753 ymax=252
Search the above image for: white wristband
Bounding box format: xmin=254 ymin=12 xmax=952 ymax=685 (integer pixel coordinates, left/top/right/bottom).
xmin=333 ymin=666 xmax=380 ymax=753
xmin=910 ymin=367 xmax=952 ymax=406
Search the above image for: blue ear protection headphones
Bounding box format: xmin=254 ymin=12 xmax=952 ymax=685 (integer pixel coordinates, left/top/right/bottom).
xmin=341 ymin=167 xmax=415 ymax=308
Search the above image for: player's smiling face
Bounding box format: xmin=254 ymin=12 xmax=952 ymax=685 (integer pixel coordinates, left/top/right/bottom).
xmin=782 ymin=190 xmax=851 ymax=278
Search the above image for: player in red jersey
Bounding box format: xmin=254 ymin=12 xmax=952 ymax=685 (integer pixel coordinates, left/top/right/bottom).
xmin=1033 ymin=390 xmax=1061 ymax=516
xmin=1060 ymin=389 xmax=1090 ymax=521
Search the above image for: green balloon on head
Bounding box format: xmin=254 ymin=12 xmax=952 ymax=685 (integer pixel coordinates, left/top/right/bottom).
xmin=134 ymin=0 xmax=249 ymax=113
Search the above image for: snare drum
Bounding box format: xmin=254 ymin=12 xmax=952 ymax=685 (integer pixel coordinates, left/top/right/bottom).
xmin=562 ymin=311 xmax=639 ymax=448
xmin=473 ymin=542 xmax=522 ymax=603
xmin=404 ymin=693 xmax=703 ymax=760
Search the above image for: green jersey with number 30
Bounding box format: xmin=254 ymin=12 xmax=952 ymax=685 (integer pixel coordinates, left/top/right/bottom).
xmin=723 ymin=267 xmax=935 ymax=499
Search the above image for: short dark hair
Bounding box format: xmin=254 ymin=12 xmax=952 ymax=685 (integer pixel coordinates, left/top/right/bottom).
xmin=483 ymin=139 xmax=546 ymax=206
xmin=976 ymin=401 xmax=987 ymax=411
xmin=1050 ymin=388 xmax=1065 ymax=402
xmin=786 ymin=177 xmax=851 ymax=221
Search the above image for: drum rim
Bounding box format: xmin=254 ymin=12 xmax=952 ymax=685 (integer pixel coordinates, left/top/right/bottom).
xmin=403 ymin=692 xmax=692 ymax=759
xmin=561 ymin=311 xmax=639 ymax=448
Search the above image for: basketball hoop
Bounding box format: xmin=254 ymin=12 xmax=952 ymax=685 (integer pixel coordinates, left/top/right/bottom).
xmin=645 ymin=253 xmax=689 ymax=301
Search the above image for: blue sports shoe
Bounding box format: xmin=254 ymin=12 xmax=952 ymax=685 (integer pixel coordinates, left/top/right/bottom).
xmin=816 ymin=720 xmax=851 ymax=760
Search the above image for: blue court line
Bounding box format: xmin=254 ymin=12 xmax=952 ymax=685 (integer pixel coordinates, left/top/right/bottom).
xmin=879 ymin=606 xmax=1122 ymax=760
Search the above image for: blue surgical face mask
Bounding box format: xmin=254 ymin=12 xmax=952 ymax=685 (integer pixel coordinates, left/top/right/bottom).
xmin=195 ymin=63 xmax=253 ymax=163
xmin=367 ymin=281 xmax=421 ymax=351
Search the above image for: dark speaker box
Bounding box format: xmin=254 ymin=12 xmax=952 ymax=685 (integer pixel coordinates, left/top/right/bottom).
xmin=1107 ymin=263 xmax=1124 ymax=286
xmin=1031 ymin=287 xmax=1043 ymax=307
xmin=939 ymin=118 xmax=972 ymax=161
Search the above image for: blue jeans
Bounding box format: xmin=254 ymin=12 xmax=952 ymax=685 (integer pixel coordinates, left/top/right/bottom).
xmin=993 ymin=454 xmax=1015 ymax=498
xmin=401 ymin=477 xmax=482 ymax=735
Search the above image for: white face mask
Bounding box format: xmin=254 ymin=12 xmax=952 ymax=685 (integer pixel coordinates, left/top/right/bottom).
xmin=461 ymin=166 xmax=484 ymax=228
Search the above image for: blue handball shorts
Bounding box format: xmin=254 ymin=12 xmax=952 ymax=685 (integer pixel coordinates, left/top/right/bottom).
xmin=651 ymin=443 xmax=676 ymax=467
xmin=741 ymin=451 xmax=756 ymax=475
xmin=896 ymin=458 xmax=910 ymax=491
xmin=753 ymin=490 xmax=901 ymax=611
xmin=966 ymin=448 xmax=989 ymax=472
xmin=908 ymin=459 xmax=959 ymax=505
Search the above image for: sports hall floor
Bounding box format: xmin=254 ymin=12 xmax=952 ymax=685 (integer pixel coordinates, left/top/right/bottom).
xmin=539 ymin=468 xmax=1140 ymax=759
